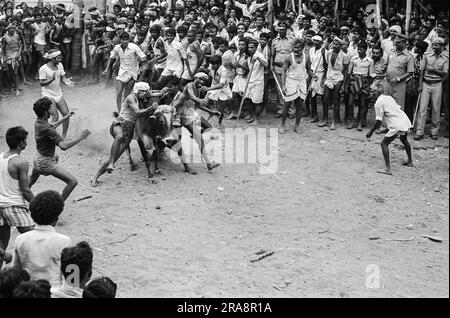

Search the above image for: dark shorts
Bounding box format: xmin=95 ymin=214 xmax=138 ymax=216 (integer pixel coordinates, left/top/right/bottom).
xmin=109 ymin=117 xmax=135 ymax=143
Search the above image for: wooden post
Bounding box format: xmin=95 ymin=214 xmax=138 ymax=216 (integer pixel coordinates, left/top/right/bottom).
xmin=268 ymin=0 xmax=274 ymax=25
xmin=376 ymin=0 xmax=383 ymax=41
xmin=298 ymin=0 xmax=303 ymax=15
xmin=405 ymin=0 xmax=412 ymax=36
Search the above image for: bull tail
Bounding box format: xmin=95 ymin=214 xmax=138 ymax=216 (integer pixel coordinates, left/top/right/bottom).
xmin=113 ymin=111 xmax=119 ymax=118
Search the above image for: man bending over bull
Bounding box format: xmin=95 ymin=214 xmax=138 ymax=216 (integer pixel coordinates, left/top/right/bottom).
xmin=172 ymin=73 xmax=220 ymax=171
xmin=91 ymin=82 xmax=168 ymax=187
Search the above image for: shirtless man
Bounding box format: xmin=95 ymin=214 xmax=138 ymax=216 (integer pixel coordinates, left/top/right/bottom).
xmin=91 ymin=82 xmax=169 ymax=186
xmin=2 ymin=24 xmax=22 ymax=96
xmin=172 ymin=73 xmax=220 ymax=171
xmin=39 ymin=49 xmax=75 ymax=139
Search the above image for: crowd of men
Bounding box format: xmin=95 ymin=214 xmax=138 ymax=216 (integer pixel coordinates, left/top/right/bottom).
xmin=0 ymin=0 xmax=448 ymax=136
xmin=0 ymin=0 xmax=449 ymax=297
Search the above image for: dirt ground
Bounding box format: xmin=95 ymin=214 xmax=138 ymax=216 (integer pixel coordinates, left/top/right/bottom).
xmin=0 ymin=81 xmax=448 ymax=298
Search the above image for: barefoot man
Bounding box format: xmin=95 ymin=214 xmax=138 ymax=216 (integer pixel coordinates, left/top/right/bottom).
xmin=39 ymin=49 xmax=75 ymax=139
xmin=0 ymin=127 xmax=35 ymax=270
xmin=91 ymin=82 xmax=168 ymax=186
xmin=29 ymin=97 xmax=91 ymax=201
xmin=366 ymin=82 xmax=413 ymax=175
xmin=279 ymin=38 xmax=312 ymax=134
xmin=172 ymin=72 xmax=220 ymax=171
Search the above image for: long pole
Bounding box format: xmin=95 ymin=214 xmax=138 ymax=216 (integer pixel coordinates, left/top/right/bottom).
xmin=298 ymin=0 xmax=303 ymax=15
xmin=405 ymin=0 xmax=412 ymax=36
xmin=376 ymin=0 xmax=384 ymax=41
xmin=412 ymin=93 xmax=422 ymax=128
xmin=234 ymin=60 xmax=256 ymax=128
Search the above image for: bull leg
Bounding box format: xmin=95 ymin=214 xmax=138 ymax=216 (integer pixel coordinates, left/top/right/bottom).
xmin=153 ymin=148 xmax=160 ymax=176
xmin=137 ymin=137 xmax=155 ymax=182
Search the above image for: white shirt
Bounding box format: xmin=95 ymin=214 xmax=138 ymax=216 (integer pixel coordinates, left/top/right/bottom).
xmin=51 ymin=280 xmax=83 ymax=298
xmin=234 ymin=1 xmax=267 ymax=18
xmin=110 ymin=43 xmax=146 ymax=81
xmin=32 ymin=22 xmax=47 ymax=46
xmin=381 ymin=37 xmax=394 ymax=60
xmin=375 ymin=95 xmax=412 ymax=136
xmin=39 ymin=63 xmax=66 ymax=103
xmin=165 ymin=39 xmax=185 ymax=69
xmin=247 ymin=51 xmax=267 ymax=83
xmin=12 ymin=225 xmax=72 ymax=287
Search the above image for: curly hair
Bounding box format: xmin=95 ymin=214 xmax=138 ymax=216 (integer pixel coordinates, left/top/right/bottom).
xmin=33 ymin=97 xmax=52 ymax=117
xmin=82 ymin=277 xmax=117 ymax=298
xmin=61 ymin=241 xmax=93 ymax=281
xmin=12 ymin=280 xmax=51 ymax=298
xmin=29 ymin=190 xmax=65 ymax=225
xmin=0 ymin=267 xmax=30 ymax=298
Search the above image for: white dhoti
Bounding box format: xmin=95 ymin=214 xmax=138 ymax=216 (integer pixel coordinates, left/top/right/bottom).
xmin=245 ymin=81 xmax=264 ymax=104
xmin=284 ymin=77 xmax=307 ymax=102
xmin=310 ymin=72 xmax=324 ymax=97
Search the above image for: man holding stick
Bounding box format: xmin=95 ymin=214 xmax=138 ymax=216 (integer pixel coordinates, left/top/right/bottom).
xmin=242 ymin=38 xmax=268 ymax=125
xmin=307 ymin=35 xmax=326 ymax=123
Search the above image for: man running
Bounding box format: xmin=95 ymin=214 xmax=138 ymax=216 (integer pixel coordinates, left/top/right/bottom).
xmin=172 ymin=73 xmax=220 ymax=171
xmin=104 ymin=32 xmax=147 ymax=112
xmin=39 ymin=49 xmax=75 ymax=139
xmin=29 ymin=97 xmax=91 ymax=201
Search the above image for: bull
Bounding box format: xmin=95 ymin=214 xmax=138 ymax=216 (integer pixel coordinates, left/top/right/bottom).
xmin=134 ymin=104 xmax=195 ymax=183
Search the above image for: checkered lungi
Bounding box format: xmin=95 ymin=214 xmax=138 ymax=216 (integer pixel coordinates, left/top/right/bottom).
xmin=0 ymin=206 xmax=34 ymax=228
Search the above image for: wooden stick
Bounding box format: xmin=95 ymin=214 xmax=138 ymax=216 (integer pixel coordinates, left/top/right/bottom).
xmin=109 ymin=233 xmax=137 ymax=244
xmin=234 ymin=58 xmax=256 ymax=128
xmin=412 ymin=92 xmax=421 ymax=128
xmin=262 ymin=166 xmax=284 ymax=182
xmin=250 ymin=251 xmax=275 ymax=263
xmin=376 ymin=0 xmax=383 ymax=41
xmin=271 ymin=70 xmax=287 ymax=100
xmin=73 ymin=195 xmax=92 ymax=202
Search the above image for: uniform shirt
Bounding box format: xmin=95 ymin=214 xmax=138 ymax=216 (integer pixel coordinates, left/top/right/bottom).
xmin=12 ymin=225 xmax=72 ymax=287
xmin=421 ymin=51 xmax=449 ymax=82
xmin=349 ymin=55 xmax=374 ymax=76
xmin=34 ymin=119 xmax=63 ymax=157
xmin=386 ymin=49 xmax=414 ymax=81
xmin=271 ymin=36 xmax=293 ymax=73
xmin=110 ymin=43 xmax=146 ymax=80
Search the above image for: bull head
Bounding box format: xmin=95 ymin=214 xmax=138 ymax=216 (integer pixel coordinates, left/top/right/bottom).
xmin=153 ymin=105 xmax=177 ymax=148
